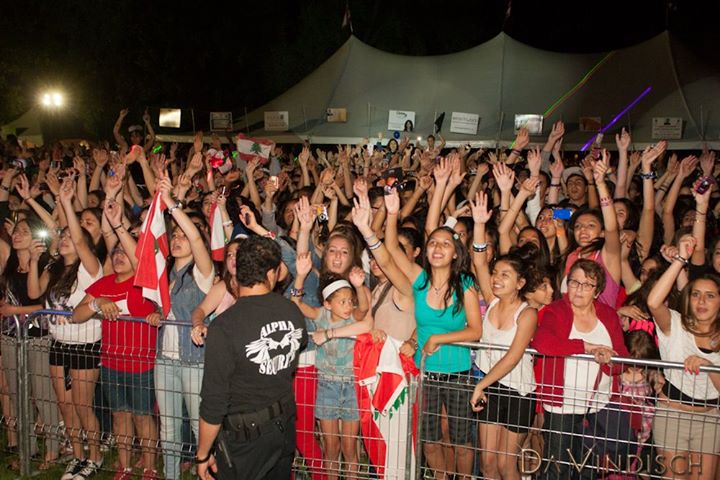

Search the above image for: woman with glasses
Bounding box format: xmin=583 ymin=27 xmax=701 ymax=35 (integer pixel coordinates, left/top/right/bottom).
xmin=532 ymin=259 xmax=631 ymax=479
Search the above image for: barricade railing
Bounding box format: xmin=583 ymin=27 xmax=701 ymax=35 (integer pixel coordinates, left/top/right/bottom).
xmin=416 ymin=341 xmax=720 ymax=480
xmin=4 ymin=313 xmax=720 ymax=479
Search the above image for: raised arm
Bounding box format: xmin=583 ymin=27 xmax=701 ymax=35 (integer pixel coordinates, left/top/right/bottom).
xmin=424 ymin=157 xmax=453 ymax=237
xmin=113 ymin=109 xmax=129 ymax=151
xmin=383 ymin=186 xmax=423 ymax=283
xmin=103 ymin=198 xmax=137 ymax=270
xmin=15 ymin=174 xmax=56 ymax=231
xmin=613 ymin=128 xmax=631 ymax=199
xmin=636 ymin=142 xmax=666 ymax=260
xmin=291 ymin=252 xmax=321 ymax=319
xmin=594 ymin=151 xmax=621 ymax=283
xmin=27 ymin=240 xmax=49 ymax=299
xmin=142 ymin=109 xmax=156 ymax=151
xmin=351 ymin=192 xmax=413 ymax=297
xmin=469 ymin=191 xmax=495 ymax=303
xmin=690 ymin=181 xmax=711 ymax=266
xmin=648 ymin=236 xmax=695 ymax=335
xmin=298 ymin=146 xmax=311 ymax=188
xmin=498 ymin=177 xmax=538 ymax=255
xmin=662 ymin=156 xmax=698 ymax=244
xmin=74 ymin=156 xmax=88 ymax=208
xmin=59 ymin=178 xmax=101 ymax=277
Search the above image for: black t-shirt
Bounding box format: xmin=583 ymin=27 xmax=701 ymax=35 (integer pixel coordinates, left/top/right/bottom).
xmin=199 ymin=292 xmax=307 ymax=425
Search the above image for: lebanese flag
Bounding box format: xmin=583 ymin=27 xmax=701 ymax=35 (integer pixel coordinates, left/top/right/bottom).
xmin=134 ymin=191 xmax=171 ymax=317
xmin=236 ymin=134 xmax=274 ymax=165
xmin=208 ymin=201 xmax=225 ymax=262
xmin=354 ymin=334 xmax=418 ymax=479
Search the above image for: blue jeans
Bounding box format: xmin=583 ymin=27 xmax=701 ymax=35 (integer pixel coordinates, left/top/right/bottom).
xmin=154 ymin=358 xmax=203 ymax=480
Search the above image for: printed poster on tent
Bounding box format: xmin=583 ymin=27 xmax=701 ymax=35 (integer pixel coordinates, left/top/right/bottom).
xmin=652 ymin=117 xmax=683 ymax=139
xmin=388 ymin=110 xmax=416 ymax=132
xmin=264 ymin=111 xmax=289 ymax=131
xmin=450 ymin=112 xmax=480 ymax=135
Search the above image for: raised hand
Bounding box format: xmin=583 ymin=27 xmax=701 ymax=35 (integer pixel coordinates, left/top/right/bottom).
xmin=678 ymin=155 xmax=699 ymax=179
xmin=699 ymin=145 xmax=716 ymax=177
xmin=353 ymin=177 xmax=368 ymax=198
xmin=296 ymin=252 xmax=313 ymax=277
xmin=677 ymin=234 xmax=697 ymax=260
xmin=492 ymin=162 xmax=515 ymax=192
xmin=118 ymin=108 xmax=129 ymax=119
xmin=59 ymin=177 xmax=76 ymax=204
xmin=157 ymin=175 xmax=175 ymax=206
xmin=548 ymin=121 xmax=565 ymax=143
xmin=351 ymin=192 xmax=371 ymax=232
xmin=641 ymin=140 xmax=667 ymax=171
xmin=514 ymin=127 xmax=530 ymax=151
xmin=193 ymin=131 xmax=204 ymax=154
xmin=104 ymin=199 xmax=123 ymax=227
xmin=619 ymin=230 xmax=637 ymax=260
xmin=383 ymin=187 xmax=400 ymax=215
xmin=245 ymin=158 xmax=259 ymax=178
xmin=448 ymin=154 xmax=465 ymax=186
xmin=142 ymin=109 xmax=151 ymax=124
xmin=29 ymin=240 xmax=46 ymax=262
xmin=666 ymin=153 xmax=679 ymax=177
xmin=238 ymin=205 xmax=258 ymax=230
xmin=469 ymin=192 xmax=492 ymax=224
xmin=73 ymin=156 xmax=87 ymax=176
xmin=298 ymin=146 xmax=310 ymax=167
xmin=349 ymin=266 xmax=366 ymax=288
xmin=293 ymin=196 xmax=315 ymax=230
xmin=433 ymin=157 xmax=453 ymax=183
xmin=527 ymin=146 xmax=542 ymax=175
xmin=549 ymin=156 xmax=564 ymax=180
xmin=593 ymin=150 xmax=610 ymax=185
xmin=615 ymin=127 xmax=631 ymax=151
xmin=519 ymin=176 xmax=540 ymax=196
xmin=15 ymin=174 xmax=31 ymax=200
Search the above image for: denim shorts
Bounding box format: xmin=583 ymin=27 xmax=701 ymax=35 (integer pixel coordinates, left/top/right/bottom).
xmin=315 ymin=378 xmax=359 ymax=421
xmin=101 ymin=366 xmax=156 ymax=415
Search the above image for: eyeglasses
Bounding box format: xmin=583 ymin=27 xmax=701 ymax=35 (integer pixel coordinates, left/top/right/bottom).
xmin=567 ymin=279 xmax=597 ymax=291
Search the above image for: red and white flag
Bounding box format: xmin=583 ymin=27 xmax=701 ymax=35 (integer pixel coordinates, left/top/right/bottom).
xmin=236 ymin=134 xmax=274 ymax=164
xmin=134 ymin=191 xmax=171 ymax=317
xmin=208 ymin=201 xmax=225 ymax=262
xmin=354 ymin=334 xmax=418 ymax=479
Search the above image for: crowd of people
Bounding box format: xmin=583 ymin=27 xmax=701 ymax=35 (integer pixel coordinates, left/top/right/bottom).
xmin=0 ymin=111 xmax=719 ymax=480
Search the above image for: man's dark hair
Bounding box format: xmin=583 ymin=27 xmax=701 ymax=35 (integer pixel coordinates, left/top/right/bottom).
xmin=235 ymin=236 xmax=282 ymax=287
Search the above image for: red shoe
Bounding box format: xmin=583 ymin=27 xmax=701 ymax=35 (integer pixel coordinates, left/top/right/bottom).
xmin=112 ymin=468 xmax=133 ymax=480
xmin=141 ymin=468 xmax=160 ymax=480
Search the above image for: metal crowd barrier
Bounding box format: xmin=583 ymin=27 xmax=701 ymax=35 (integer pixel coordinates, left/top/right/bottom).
xmin=3 ymin=312 xmax=720 ymax=480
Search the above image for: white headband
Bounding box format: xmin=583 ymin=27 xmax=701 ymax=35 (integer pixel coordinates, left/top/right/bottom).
xmin=322 ymin=280 xmax=352 ymax=301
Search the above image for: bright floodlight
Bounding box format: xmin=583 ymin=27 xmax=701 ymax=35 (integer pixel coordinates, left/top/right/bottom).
xmin=40 ymin=90 xmax=64 ymax=108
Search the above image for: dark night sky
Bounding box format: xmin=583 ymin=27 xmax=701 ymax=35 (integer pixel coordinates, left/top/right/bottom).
xmin=0 ymin=0 xmax=716 ymax=139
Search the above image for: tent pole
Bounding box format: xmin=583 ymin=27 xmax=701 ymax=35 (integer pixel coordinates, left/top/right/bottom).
xmin=302 ymin=104 xmax=308 ymax=132
xmin=433 ymin=110 xmax=437 ymax=134
xmin=367 ymin=103 xmax=371 ymax=139
xmin=496 ymin=111 xmax=504 ymax=151
xmin=700 ymin=104 xmax=705 ymax=140
xmin=244 ymin=106 xmax=250 ymax=134
xmin=191 ymin=109 xmax=196 ymax=133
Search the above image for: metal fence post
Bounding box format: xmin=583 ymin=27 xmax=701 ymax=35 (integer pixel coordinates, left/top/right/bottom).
xmin=404 ymin=371 xmax=417 ymax=479
xmin=413 ymin=354 xmax=427 ymax=479
xmin=16 ymin=315 xmax=31 ymax=477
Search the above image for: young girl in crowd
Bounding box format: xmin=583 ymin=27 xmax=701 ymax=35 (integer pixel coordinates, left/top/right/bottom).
xmin=292 ymin=251 xmax=371 ymax=480
xmin=647 ymin=234 xmax=720 ymax=479
xmin=469 ymin=191 xmax=539 ymax=478
xmin=27 ymin=177 xmax=104 ymax=479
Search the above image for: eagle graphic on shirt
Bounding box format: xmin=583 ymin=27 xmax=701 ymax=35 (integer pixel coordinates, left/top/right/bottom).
xmin=245 ymin=320 xmax=303 ymax=375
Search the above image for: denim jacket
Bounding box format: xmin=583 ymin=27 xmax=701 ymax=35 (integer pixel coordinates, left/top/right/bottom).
xmin=157 ymin=262 xmax=211 ymax=363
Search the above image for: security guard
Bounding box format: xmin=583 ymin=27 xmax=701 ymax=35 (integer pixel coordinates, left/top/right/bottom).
xmin=196 ymin=236 xmax=307 ymax=480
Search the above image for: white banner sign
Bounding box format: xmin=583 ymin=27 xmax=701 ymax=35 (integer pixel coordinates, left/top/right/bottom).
xmin=652 ymin=117 xmax=683 ymax=139
xmin=514 ymin=114 xmax=544 ymax=135
xmin=388 ymin=110 xmax=416 ymax=132
xmin=264 ymin=111 xmax=289 ymax=131
xmin=210 ymin=112 xmax=233 ymax=131
xmin=159 ymin=108 xmax=182 ymax=128
xmin=326 ymin=108 xmax=347 ymax=123
xmin=450 ymin=112 xmax=480 ymax=135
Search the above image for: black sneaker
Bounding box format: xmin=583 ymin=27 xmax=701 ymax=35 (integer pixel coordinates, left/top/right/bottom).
xmin=61 ymin=458 xmax=85 ymax=480
xmin=72 ymin=459 xmax=102 ymax=480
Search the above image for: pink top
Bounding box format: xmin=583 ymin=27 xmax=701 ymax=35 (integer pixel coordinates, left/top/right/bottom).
xmin=564 ymin=249 xmax=620 ymax=308
xmin=215 ymin=290 xmax=236 ymax=316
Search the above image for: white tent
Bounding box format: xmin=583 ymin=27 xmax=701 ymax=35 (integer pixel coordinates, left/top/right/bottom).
xmin=215 ymin=31 xmax=719 ymax=150
xmin=1 ymin=108 xmax=45 ymax=146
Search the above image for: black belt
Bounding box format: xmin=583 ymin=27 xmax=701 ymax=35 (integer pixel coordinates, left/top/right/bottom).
xmin=424 ymin=369 xmax=472 ymax=383
xmin=223 ymin=395 xmax=295 ymax=439
xmin=663 ymin=381 xmax=720 ymax=408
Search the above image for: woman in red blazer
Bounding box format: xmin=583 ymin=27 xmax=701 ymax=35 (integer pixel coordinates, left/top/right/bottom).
xmin=531 ymin=259 xmax=631 ymax=479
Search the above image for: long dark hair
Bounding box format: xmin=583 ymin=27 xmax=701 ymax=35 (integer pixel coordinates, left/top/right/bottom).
xmin=47 ymin=227 xmax=98 ymax=306
xmin=562 ymin=206 xmax=605 ymax=271
xmin=491 ymin=253 xmax=538 ymax=299
xmin=81 ymin=207 xmax=108 ymax=264
xmin=319 ymin=224 xmax=363 ymax=278
xmin=513 ymin=226 xmax=552 ymax=270
xmin=420 ymin=226 xmax=475 ymax=315
xmin=0 ymin=216 xmax=49 ymax=303
xmin=679 ymin=273 xmax=720 ymax=348
xmin=223 ymin=238 xmax=244 ymax=299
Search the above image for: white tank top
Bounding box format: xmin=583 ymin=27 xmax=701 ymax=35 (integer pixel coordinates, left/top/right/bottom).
xmin=475 ymin=298 xmax=535 ymax=396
